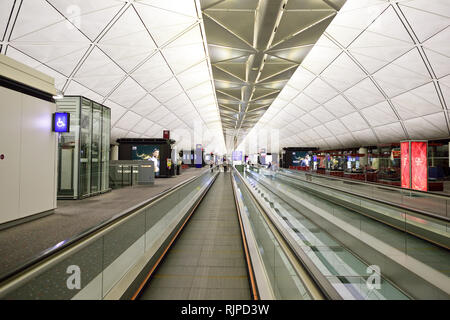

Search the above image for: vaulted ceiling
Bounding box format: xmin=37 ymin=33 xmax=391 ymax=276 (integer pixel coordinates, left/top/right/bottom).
xmin=1 ymin=0 xmax=449 ymax=154
xmin=0 ymin=0 xmax=226 ymax=153
xmin=240 ymin=0 xmax=450 ymax=152
xmin=201 ymin=0 xmax=345 ymax=150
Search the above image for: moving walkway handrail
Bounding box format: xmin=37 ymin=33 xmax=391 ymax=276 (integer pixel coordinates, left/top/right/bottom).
xmin=0 ymin=170 xmax=209 ymax=284
xmin=131 ymin=170 xmax=219 ymax=300
xmin=272 ymin=168 xmax=450 ymax=224
xmin=230 ymin=172 xmax=261 ymax=300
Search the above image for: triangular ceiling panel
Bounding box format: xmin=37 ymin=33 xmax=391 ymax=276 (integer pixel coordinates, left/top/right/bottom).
xmin=134 ymin=2 xmax=197 ymax=46
xmin=0 ymin=0 xmax=14 ymax=41
xmin=47 ymin=0 xmax=125 ymax=41
xmin=205 ymin=10 xmax=255 ymax=45
xmin=207 ymin=45 xmax=252 ymax=63
xmin=215 ymin=62 xmax=247 ymax=82
xmin=270 ymin=15 xmax=336 ymax=51
xmin=202 ymin=0 xmax=340 ymax=148
xmin=99 ymin=6 xmax=157 ymax=72
xmin=132 ymin=52 xmax=174 ymax=92
xmin=161 ymin=25 xmax=205 ymax=74
xmin=72 ymin=47 xmax=125 ymax=96
xmin=10 ymin=44 xmax=90 ymax=77
xmin=272 ymin=10 xmax=335 ymax=46
xmin=202 ymin=15 xmax=255 ymax=51
xmin=10 ymin=0 xmax=64 ymax=41
xmin=136 ymin=0 xmax=198 ymax=18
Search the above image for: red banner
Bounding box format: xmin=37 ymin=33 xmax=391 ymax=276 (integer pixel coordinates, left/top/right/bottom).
xmin=411 ymin=142 xmax=428 ymax=191
xmin=401 ymin=142 xmax=410 ymax=189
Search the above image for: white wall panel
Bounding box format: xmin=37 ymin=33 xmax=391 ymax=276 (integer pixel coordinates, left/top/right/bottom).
xmin=0 ymin=86 xmax=57 ymax=224
xmin=0 ymin=87 xmax=22 ymax=224
xmin=19 ymin=95 xmax=57 ymax=218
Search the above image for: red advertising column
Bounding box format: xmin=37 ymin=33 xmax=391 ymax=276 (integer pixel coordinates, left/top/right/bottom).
xmin=411 ymin=141 xmax=428 ymax=191
xmin=401 ymin=141 xmax=410 ymax=189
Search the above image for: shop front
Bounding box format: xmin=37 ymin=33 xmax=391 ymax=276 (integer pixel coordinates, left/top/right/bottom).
xmin=298 ymin=139 xmax=449 ymax=194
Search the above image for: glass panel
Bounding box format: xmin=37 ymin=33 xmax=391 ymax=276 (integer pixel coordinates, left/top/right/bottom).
xmin=101 ymin=107 xmax=110 ymax=192
xmin=79 ymin=98 xmax=92 ymax=197
xmin=90 ymin=103 xmax=102 ymax=194
xmin=56 ymin=97 xmax=80 ymax=198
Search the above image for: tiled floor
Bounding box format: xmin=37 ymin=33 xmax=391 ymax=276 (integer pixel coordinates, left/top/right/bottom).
xmin=0 ymin=167 xmax=210 ymax=276
xmin=139 ymin=173 xmax=251 ymax=300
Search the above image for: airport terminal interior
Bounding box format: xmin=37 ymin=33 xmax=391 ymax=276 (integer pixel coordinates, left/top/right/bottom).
xmin=0 ymin=0 xmax=449 ymax=301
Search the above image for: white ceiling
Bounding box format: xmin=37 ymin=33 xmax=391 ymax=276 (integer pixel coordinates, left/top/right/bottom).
xmin=240 ymin=0 xmax=450 ymax=151
xmin=0 ymin=0 xmax=226 ymax=153
xmin=200 ymin=0 xmax=344 ymax=152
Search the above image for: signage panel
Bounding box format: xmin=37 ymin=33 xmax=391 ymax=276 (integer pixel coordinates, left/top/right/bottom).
xmin=53 ymin=112 xmax=70 ymax=133
xmin=411 ymin=141 xmax=428 ymax=191
xmin=195 ymin=144 xmax=202 ymax=166
xmin=232 ymin=151 xmax=242 ymax=161
xmin=163 ymin=130 xmax=170 ymax=139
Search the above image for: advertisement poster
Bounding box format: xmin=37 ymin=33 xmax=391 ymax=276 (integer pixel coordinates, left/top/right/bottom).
xmin=401 ymin=142 xmax=410 ymax=189
xmin=132 ymin=145 xmax=160 ymax=175
xmin=411 ymin=141 xmax=428 ymax=191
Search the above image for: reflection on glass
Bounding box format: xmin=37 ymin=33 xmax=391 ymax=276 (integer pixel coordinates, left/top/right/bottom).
xmin=80 ymin=99 xmax=92 ymax=197
xmin=91 ymin=103 xmax=102 ymax=193
xmin=56 ymin=96 xmax=111 ymax=199
xmin=102 ymin=107 xmax=111 ymax=190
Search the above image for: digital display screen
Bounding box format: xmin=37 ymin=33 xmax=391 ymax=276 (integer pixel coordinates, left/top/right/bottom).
xmin=53 ymin=113 xmax=70 ymax=133
xmin=132 ymin=145 xmax=160 ymax=174
xmin=292 ymin=151 xmax=307 ymax=165
xmin=401 ymin=142 xmax=410 ymax=189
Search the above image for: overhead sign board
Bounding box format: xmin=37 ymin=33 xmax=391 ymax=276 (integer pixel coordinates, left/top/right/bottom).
xmin=411 ymin=141 xmax=428 ymax=192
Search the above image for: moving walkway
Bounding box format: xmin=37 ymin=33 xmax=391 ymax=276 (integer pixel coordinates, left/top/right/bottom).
xmin=243 ymin=167 xmax=450 ymax=299
xmin=0 ymin=166 xmax=448 ymax=300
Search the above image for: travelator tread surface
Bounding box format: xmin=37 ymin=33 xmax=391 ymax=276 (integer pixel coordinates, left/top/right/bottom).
xmin=139 ymin=172 xmax=251 ymax=300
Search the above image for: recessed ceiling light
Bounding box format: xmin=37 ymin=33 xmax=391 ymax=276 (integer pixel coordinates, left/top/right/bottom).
xmin=53 ymin=92 xmax=64 ymax=100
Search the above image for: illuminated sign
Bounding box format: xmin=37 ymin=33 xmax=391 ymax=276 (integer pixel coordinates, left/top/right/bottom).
xmin=401 ymin=141 xmax=428 ymax=191
xmin=411 ymin=141 xmax=428 ymax=192
xmin=195 ymin=144 xmax=202 ymax=165
xmin=232 ymin=151 xmax=243 ymax=161
xmin=401 ymin=142 xmax=410 ymax=189
xmin=52 ymin=113 xmax=70 ymax=133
